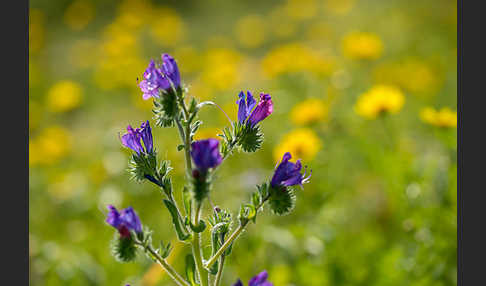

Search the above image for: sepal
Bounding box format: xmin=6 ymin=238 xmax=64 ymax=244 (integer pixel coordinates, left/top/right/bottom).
xmin=110 ymin=232 xmax=137 ymax=262
xmin=153 ymin=90 xmax=178 ymax=127
xmin=237 ymin=123 xmax=263 ymax=153
xmin=268 ymin=185 xmax=296 ymax=216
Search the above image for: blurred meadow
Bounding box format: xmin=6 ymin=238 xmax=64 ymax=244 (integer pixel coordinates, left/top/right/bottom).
xmin=29 ymin=0 xmax=457 ymax=285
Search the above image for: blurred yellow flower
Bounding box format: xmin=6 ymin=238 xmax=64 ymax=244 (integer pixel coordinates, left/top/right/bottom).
xmin=150 ymin=7 xmax=186 ymax=47
xmin=420 ymin=107 xmax=457 ymax=128
xmin=235 ymin=15 xmax=266 ymax=48
xmin=63 ymin=0 xmax=95 ymax=31
xmin=355 ymin=85 xmax=405 ymax=119
xmin=30 ymin=126 xmax=72 ymax=166
xmin=173 ymin=46 xmax=201 ymax=74
xmin=29 ymin=9 xmax=45 ymax=54
xmin=262 ymin=43 xmax=333 ymax=78
xmin=284 ymin=0 xmax=318 ymax=21
xmin=269 ymin=7 xmax=297 ymax=39
xmin=201 ymin=48 xmax=242 ymax=91
xmin=325 ymin=0 xmax=355 ymax=15
xmin=46 ymin=81 xmax=83 ymax=113
xmin=342 ymin=31 xmax=383 ymax=60
xmin=373 ymin=59 xmax=440 ymax=94
xmin=193 ymin=128 xmax=221 ymax=141
xmin=274 ymin=128 xmax=322 ymax=162
xmin=290 ymin=98 xmax=329 ymax=125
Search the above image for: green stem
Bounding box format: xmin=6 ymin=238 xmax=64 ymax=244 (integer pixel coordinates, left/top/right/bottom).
xmin=213 ymin=239 xmax=226 ymax=286
xmin=137 ymin=243 xmax=190 ymax=286
xmin=192 ymin=203 xmax=209 ymax=286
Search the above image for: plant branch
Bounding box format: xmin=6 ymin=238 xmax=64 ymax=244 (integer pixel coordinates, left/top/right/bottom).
xmin=204 ymin=195 xmax=270 ymax=269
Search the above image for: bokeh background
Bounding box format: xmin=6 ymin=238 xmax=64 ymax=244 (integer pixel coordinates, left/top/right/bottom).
xmin=29 ymin=0 xmax=457 ymax=285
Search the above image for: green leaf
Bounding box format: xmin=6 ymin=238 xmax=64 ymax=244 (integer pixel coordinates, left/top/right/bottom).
xmin=163 ymin=199 xmax=191 ymax=241
xmin=185 ymin=254 xmax=198 ymax=286
xmin=177 ymin=144 xmax=185 ymax=151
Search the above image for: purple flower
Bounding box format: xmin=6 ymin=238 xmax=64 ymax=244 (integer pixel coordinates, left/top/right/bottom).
xmin=121 ymin=121 xmax=153 ymax=154
xmin=190 ymin=139 xmax=222 ymax=172
xmin=247 ymin=93 xmax=273 ymax=127
xmin=236 ymin=91 xmax=257 ymax=123
xmin=232 ymin=271 xmax=273 ymax=286
xmin=139 ymin=54 xmax=181 ymax=100
xmin=106 ymin=205 xmax=142 ymax=237
xmin=271 ymin=152 xmax=311 ymax=188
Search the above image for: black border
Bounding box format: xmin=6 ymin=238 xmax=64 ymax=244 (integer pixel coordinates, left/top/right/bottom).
xmin=3 ymin=0 xmax=29 ymax=284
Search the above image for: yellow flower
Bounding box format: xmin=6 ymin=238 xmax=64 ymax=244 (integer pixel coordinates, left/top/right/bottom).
xmin=30 ymin=126 xmax=72 ymax=166
xmin=150 ymin=7 xmax=186 ymax=47
xmin=63 ymin=0 xmax=95 ymax=31
xmin=355 ymin=85 xmax=405 ymax=119
xmin=262 ymin=42 xmax=333 ymax=78
xmin=274 ymin=128 xmax=322 ymax=162
xmin=420 ymin=107 xmax=457 ymax=128
xmin=46 ymin=81 xmax=83 ymax=113
xmin=342 ymin=32 xmax=383 ymax=60
xmin=201 ymin=48 xmax=242 ymax=91
xmin=235 ymin=15 xmax=266 ymax=48
xmin=290 ymin=98 xmax=329 ymax=125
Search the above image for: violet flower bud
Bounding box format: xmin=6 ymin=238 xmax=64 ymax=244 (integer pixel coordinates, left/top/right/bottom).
xmin=121 ymin=121 xmax=154 ymax=154
xmin=232 ymin=270 xmax=273 ymax=286
xmin=247 ymin=93 xmax=273 ymax=127
xmin=190 ymin=139 xmax=223 ymax=172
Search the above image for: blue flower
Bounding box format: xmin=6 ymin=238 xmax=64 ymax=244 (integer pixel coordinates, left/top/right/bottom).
xmin=106 ymin=205 xmax=142 ymax=237
xmin=190 ymin=139 xmax=222 ymax=172
xmin=271 ymin=152 xmax=311 ymax=188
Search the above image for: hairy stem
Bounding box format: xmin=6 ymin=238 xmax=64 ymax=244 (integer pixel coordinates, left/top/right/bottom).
xmin=137 ymin=242 xmax=190 ymax=286
xmin=192 ymin=203 xmax=209 ymax=286
xmin=213 ymin=239 xmax=226 ymax=286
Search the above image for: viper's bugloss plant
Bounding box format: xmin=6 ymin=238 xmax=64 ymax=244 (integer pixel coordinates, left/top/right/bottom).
xmin=105 ymin=53 xmax=312 ymax=286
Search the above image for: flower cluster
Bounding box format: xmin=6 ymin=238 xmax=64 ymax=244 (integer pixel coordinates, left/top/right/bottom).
xmin=105 ymin=53 xmax=312 ymax=286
